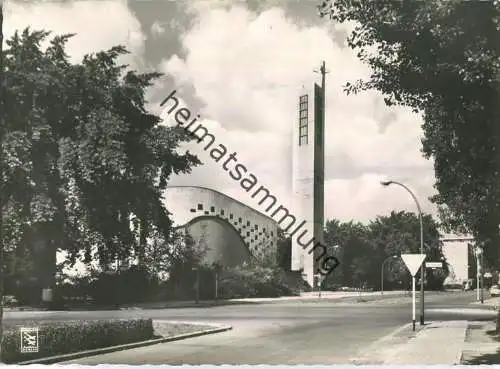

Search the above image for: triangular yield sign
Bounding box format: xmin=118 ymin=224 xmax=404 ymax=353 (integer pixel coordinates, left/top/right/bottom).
xmin=401 ymin=254 xmax=426 ymax=277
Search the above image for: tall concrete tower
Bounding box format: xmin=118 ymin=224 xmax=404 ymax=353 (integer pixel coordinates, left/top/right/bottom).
xmin=291 ymin=62 xmax=327 ymax=288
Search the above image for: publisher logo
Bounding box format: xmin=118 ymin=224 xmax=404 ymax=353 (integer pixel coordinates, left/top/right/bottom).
xmin=20 ymin=327 xmax=39 ymax=353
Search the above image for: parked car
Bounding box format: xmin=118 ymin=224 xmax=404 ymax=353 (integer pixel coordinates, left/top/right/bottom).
xmin=489 ymin=285 xmax=500 ymax=297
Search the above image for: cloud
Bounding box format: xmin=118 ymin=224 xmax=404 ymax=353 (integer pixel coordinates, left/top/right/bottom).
xmin=3 ymin=0 xmax=146 ymax=68
xmin=159 ymin=3 xmax=437 ymax=224
xmin=150 ymin=21 xmax=166 ymax=37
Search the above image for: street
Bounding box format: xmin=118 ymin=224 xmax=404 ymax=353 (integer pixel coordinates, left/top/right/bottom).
xmin=5 ymin=291 xmax=495 ymax=364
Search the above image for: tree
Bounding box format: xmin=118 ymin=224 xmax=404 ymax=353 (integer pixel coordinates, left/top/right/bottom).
xmin=351 ymin=255 xmax=372 ymax=287
xmin=164 ymin=232 xmax=207 ymax=298
xmin=2 ymin=28 xmax=200 ymax=269
xmin=319 ymin=0 xmax=500 ymax=266
xmin=141 ymin=227 xmax=174 ymax=281
xmin=276 ymin=228 xmax=292 ymax=270
xmin=324 ymin=219 xmax=375 ymax=287
xmin=368 ymin=211 xmax=447 ymax=289
xmin=0 ymin=27 xmax=201 ymax=357
xmin=324 ymin=212 xmax=447 ymax=290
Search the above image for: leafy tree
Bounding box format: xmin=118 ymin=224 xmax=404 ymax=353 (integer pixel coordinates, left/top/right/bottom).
xmin=319 ymin=0 xmax=500 ymax=266
xmin=368 ymin=211 xmax=446 ymax=289
xmin=324 ymin=219 xmax=374 ymax=287
xmin=163 ymin=232 xmax=208 ymax=298
xmin=324 ymin=212 xmax=446 ymax=289
xmin=3 ymin=248 xmax=35 ymax=303
xmin=141 ymin=227 xmax=177 ymax=281
xmin=1 ymin=28 xmax=200 ymax=273
xmin=0 ymin=27 xmax=201 ymax=355
xmin=276 ymin=228 xmax=291 ymax=270
xmin=350 ymin=255 xmax=372 ymax=287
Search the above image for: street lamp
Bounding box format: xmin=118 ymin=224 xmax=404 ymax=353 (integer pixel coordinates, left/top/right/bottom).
xmin=381 ymin=255 xmax=398 ymax=295
xmin=381 ymin=180 xmax=425 ymax=325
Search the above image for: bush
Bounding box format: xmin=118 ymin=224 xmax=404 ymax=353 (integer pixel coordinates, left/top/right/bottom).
xmin=2 ymin=295 xmax=19 ymax=307
xmin=60 ymin=265 xmax=160 ymax=306
xmin=219 ymin=263 xmax=295 ymax=299
xmin=1 ymin=318 xmax=154 ymax=364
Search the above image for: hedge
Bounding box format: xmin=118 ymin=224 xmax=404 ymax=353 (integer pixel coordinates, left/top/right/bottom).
xmin=219 ymin=264 xmax=296 ymax=298
xmin=1 ymin=318 xmax=154 ymax=364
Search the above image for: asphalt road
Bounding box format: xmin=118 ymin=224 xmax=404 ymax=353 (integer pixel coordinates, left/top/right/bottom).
xmin=6 ymin=291 xmax=496 ymax=365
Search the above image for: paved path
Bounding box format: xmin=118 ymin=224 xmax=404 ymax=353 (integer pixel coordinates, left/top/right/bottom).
xmin=8 ymin=291 xmax=486 ymax=364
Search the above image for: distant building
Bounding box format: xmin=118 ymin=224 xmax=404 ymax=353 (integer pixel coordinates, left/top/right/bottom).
xmin=163 ymin=186 xmax=278 ymax=266
xmin=440 ymin=233 xmax=474 ymax=284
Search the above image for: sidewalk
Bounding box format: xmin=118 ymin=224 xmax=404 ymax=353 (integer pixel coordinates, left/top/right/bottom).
xmin=120 ymin=291 xmax=409 ymax=309
xmin=230 ymin=290 xmax=405 ymax=303
xmin=352 ymin=321 xmax=468 ymax=364
xmin=4 ymin=291 xmax=408 ymax=312
xmin=386 ymin=321 xmax=467 ymax=364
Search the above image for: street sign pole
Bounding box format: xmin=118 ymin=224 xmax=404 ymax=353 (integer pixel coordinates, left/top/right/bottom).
xmin=412 ymin=275 xmax=416 ymax=331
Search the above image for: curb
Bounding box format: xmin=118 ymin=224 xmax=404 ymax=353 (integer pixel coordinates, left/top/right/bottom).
xmin=17 ymin=324 xmax=232 ymax=365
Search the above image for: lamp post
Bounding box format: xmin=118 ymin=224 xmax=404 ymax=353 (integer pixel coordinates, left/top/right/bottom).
xmin=381 ymin=180 xmax=425 ymax=325
xmin=381 ymin=255 xmax=398 ymax=295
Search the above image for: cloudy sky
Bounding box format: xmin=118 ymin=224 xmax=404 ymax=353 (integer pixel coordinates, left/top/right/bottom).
xmin=4 ymin=0 xmax=437 ymax=225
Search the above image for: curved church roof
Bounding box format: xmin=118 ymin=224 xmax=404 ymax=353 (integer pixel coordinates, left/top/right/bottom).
xmin=164 ymin=185 xmax=277 ymax=224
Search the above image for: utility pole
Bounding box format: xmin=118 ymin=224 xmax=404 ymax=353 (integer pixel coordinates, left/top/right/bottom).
xmin=320 ymin=61 xmax=327 ymax=99
xmin=318 ymin=60 xmax=328 ymax=146
xmin=0 ymin=1 xmax=5 ymax=361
